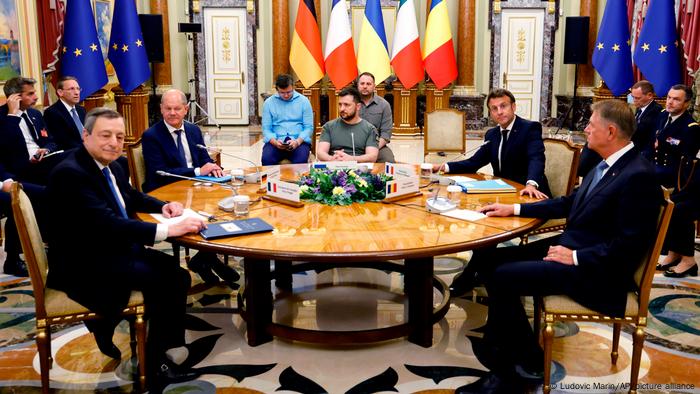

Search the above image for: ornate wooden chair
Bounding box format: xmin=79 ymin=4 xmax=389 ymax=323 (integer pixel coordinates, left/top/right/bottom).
xmin=126 ymin=139 xmax=147 ymax=193
xmin=521 ymin=138 xmax=581 ymax=243
xmin=536 ymin=190 xmax=673 ymax=394
xmin=423 ymin=108 xmax=466 ymax=163
xmin=10 ymin=182 xmax=147 ymax=392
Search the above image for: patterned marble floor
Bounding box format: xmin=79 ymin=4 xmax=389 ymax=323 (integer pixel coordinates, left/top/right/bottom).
xmin=0 ymin=129 xmax=698 ymax=393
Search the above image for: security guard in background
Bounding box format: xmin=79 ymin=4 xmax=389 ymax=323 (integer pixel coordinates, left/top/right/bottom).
xmin=653 ymin=84 xmax=700 ymax=188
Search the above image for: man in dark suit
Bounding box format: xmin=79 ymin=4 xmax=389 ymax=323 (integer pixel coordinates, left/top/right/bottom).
xmin=653 ymin=84 xmax=700 ymax=188
xmin=0 ymin=77 xmax=61 ymax=185
xmin=142 ymin=89 xmax=223 ymax=192
xmin=142 ymin=89 xmax=238 ymax=286
xmin=432 ymin=88 xmax=550 ymax=199
xmin=630 ymin=80 xmax=662 ymax=157
xmin=46 ymin=108 xmax=204 ymax=389
xmin=43 ymin=76 xmax=87 ymax=151
xmin=455 ymin=100 xmax=662 ymax=393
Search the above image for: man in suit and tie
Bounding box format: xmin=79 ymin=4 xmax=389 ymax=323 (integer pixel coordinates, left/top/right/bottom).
xmin=0 ymin=76 xmax=62 ymax=185
xmin=142 ymin=89 xmax=238 ymax=286
xmin=653 ymin=84 xmax=700 ymax=188
xmin=46 ymin=108 xmax=204 ymax=389
xmin=630 ymin=80 xmax=662 ymax=157
xmin=435 ymin=89 xmax=550 ymax=295
xmin=431 ymin=88 xmax=550 ymax=199
xmin=455 ymin=100 xmax=662 ymax=393
xmin=43 ymin=76 xmax=87 ymax=151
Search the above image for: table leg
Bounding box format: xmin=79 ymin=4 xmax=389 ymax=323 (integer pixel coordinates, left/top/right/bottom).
xmin=405 ymin=257 xmax=433 ymax=347
xmin=274 ymin=259 xmax=293 ymax=291
xmin=244 ymin=258 xmax=273 ymax=346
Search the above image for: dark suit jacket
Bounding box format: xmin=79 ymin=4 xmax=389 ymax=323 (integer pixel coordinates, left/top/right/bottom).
xmin=634 ymin=100 xmax=662 ymax=158
xmin=141 ymin=120 xmax=214 ymax=192
xmin=43 ymin=100 xmax=87 ymax=151
xmin=0 ymin=104 xmax=57 ymax=181
xmin=653 ymin=111 xmax=700 ymax=187
xmin=46 ymin=146 xmax=165 ymax=315
xmin=448 ymin=116 xmax=550 ymax=196
xmin=521 ymin=148 xmax=662 ymax=316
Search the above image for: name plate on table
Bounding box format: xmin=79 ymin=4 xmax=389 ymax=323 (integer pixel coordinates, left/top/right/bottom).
xmin=456 ymin=179 xmax=516 ymax=194
xmin=245 ymin=166 xmax=281 ymax=183
xmin=312 ymin=161 xmax=358 ymax=171
xmin=384 ymin=177 xmax=421 ymax=202
xmin=263 ymin=179 xmax=304 ymax=207
xmin=385 ymin=163 xmax=418 ymax=178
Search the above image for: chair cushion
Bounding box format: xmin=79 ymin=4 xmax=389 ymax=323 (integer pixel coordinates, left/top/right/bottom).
xmin=543 ymin=293 xmax=639 ymax=317
xmin=529 ymin=218 xmax=566 ymax=234
xmin=45 ymin=289 xmax=144 ymax=317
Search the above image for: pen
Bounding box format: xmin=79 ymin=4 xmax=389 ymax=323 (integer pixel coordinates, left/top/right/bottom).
xmin=197 ymin=210 xmax=216 ymax=221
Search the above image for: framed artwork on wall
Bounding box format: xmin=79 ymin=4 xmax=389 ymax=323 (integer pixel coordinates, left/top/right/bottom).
xmin=94 ymin=0 xmax=115 ymax=75
xmin=0 ymin=0 xmax=22 ymax=82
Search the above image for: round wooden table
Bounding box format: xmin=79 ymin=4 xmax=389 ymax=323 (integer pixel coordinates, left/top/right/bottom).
xmin=141 ymin=163 xmax=543 ymax=347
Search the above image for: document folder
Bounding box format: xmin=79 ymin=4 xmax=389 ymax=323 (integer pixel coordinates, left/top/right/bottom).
xmin=200 ymin=218 xmax=274 ymax=240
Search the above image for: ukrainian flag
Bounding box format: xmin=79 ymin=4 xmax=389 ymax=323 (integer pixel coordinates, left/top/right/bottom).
xmin=357 ymin=0 xmax=392 ymax=84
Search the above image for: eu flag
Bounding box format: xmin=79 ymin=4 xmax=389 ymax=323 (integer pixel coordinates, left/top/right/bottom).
xmin=591 ymin=0 xmax=633 ymax=96
xmin=633 ymin=0 xmax=681 ymax=95
xmin=108 ymin=0 xmax=150 ymax=93
xmin=60 ymin=0 xmax=108 ymax=101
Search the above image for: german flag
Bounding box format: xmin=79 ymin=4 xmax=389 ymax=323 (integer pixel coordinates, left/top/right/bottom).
xmin=289 ymin=0 xmax=324 ymax=87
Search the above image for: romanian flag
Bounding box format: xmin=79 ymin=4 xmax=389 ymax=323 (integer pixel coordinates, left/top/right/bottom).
xmin=289 ymin=0 xmax=324 ymax=87
xmin=324 ymin=0 xmax=357 ymax=88
xmin=391 ymin=0 xmax=423 ymax=89
xmin=357 ymin=0 xmax=392 ymax=84
xmin=423 ymin=0 xmax=457 ymax=89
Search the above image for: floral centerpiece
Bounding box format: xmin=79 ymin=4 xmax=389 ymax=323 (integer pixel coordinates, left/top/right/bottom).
xmin=298 ymin=167 xmax=393 ymax=205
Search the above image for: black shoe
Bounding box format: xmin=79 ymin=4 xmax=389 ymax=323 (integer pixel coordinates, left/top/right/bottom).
xmin=656 ymin=257 xmax=681 ymax=271
xmin=188 ymin=253 xmax=222 ymax=284
xmin=664 ymin=264 xmax=698 ymax=278
xmin=3 ymin=257 xmax=29 ymax=277
xmin=450 ymin=270 xmax=478 ymax=297
xmin=210 ymin=260 xmax=240 ymax=286
xmin=94 ymin=330 xmax=121 ymax=360
xmin=455 ymin=372 xmax=525 ymax=394
xmin=151 ymin=359 xmax=200 ymax=385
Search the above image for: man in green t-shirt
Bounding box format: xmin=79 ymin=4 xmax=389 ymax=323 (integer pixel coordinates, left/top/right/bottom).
xmin=317 ymin=86 xmax=379 ymax=163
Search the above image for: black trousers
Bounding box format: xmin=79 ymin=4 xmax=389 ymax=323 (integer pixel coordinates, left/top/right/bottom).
xmin=0 ymin=182 xmax=46 ymax=257
xmin=663 ymin=197 xmax=700 ymax=256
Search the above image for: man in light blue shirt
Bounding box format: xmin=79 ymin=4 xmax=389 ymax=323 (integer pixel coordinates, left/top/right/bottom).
xmin=261 ymin=74 xmax=313 ymax=164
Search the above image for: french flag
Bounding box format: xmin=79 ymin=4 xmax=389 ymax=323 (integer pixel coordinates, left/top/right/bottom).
xmin=324 ymin=0 xmax=358 ymax=88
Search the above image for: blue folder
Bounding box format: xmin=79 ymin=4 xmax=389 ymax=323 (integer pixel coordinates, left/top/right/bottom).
xmin=200 ymin=218 xmax=274 ymax=240
xmin=195 ymin=175 xmax=232 ymax=183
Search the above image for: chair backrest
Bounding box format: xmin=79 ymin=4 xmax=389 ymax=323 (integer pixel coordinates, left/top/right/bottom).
xmin=635 ymin=188 xmax=674 ymax=317
xmin=543 ymin=138 xmax=581 ymax=198
xmin=126 ymin=139 xmax=146 ymax=192
xmin=10 ymin=182 xmax=49 ymax=318
xmin=424 ymin=109 xmax=466 ymax=158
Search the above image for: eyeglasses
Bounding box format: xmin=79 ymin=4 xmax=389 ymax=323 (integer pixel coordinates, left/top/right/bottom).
xmin=61 ymin=87 xmax=82 ymax=92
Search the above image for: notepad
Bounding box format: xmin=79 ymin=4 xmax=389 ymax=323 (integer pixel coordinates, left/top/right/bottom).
xmin=195 ymin=174 xmax=232 ymax=183
xmin=151 ymin=208 xmax=208 ymax=225
xmin=441 ymin=209 xmax=487 ymax=221
xmin=455 ymin=179 xmax=516 ymax=194
xmin=200 ymin=218 xmax=274 ymax=240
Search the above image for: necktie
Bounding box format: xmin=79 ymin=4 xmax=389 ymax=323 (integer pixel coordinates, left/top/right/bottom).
xmin=663 ymin=115 xmax=672 ymax=130
xmin=21 ymin=113 xmax=38 ymax=141
xmin=635 ymin=109 xmax=642 ymax=122
xmin=499 ymin=129 xmax=509 ymax=169
xmin=70 ymin=107 xmax=83 ymax=135
xmin=102 ymin=167 xmax=128 ymax=218
xmin=174 ymin=129 xmax=187 ymax=166
xmin=585 ymin=161 xmax=609 ymax=198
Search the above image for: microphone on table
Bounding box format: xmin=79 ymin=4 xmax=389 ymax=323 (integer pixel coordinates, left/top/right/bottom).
xmin=156 ymin=170 xmax=244 ymax=212
xmin=196 ymin=144 xmax=265 ymax=191
xmin=351 ymin=132 xmax=356 ymax=158
xmin=431 ymin=140 xmax=491 ymax=184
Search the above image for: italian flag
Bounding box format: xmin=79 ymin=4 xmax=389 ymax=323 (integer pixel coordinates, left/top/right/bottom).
xmin=391 ymin=0 xmax=423 ymax=89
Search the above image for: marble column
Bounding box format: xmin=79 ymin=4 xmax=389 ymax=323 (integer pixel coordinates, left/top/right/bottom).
xmin=455 ymin=0 xmax=476 ymax=92
xmin=577 ymin=0 xmax=598 ymax=88
xmin=113 ymin=86 xmax=150 ymax=144
xmin=272 ymin=0 xmax=289 ymax=78
xmin=150 ymin=0 xmax=173 ymax=91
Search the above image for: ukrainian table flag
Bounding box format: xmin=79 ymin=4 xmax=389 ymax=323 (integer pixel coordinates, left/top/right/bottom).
xmin=357 ymin=0 xmax=392 ymax=84
xmin=108 ymin=0 xmax=150 ymax=93
xmin=60 ymin=0 xmax=107 ymax=100
xmin=633 ymin=0 xmax=681 ymax=95
xmin=289 ymin=0 xmax=325 ymax=87
xmin=423 ymin=0 xmax=457 ymax=89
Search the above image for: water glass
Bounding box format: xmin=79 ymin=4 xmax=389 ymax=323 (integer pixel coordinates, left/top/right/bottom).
xmin=233 ymin=195 xmax=250 ymax=216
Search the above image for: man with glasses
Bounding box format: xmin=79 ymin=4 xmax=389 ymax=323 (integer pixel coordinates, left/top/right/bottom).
xmin=261 ymin=74 xmax=313 ymax=165
xmin=629 ymin=80 xmax=662 ymax=157
xmin=44 ymin=76 xmax=88 ymax=151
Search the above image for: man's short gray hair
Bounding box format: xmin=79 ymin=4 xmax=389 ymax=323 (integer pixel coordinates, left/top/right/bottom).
xmin=3 ymin=77 xmax=36 ymax=96
xmin=84 ymin=107 xmax=123 ymax=134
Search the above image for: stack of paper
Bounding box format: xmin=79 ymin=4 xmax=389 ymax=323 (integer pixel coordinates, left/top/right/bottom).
xmin=455 ymin=179 xmax=516 ymax=194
